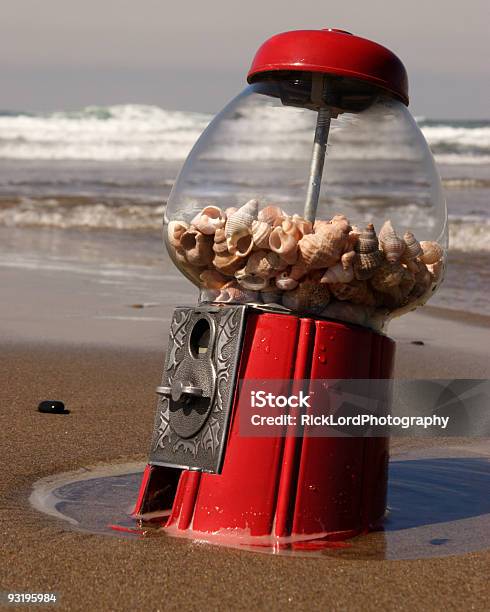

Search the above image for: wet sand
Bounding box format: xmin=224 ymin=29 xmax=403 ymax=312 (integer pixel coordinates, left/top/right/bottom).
xmin=1 ymin=315 xmax=489 ymax=611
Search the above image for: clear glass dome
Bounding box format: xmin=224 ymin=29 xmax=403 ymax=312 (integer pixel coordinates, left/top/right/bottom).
xmin=165 ymin=75 xmax=447 ymax=331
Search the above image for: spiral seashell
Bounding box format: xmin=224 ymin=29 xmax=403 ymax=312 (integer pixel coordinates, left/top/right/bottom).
xmin=354 ymin=250 xmax=384 ymax=280
xmin=280 ymin=215 xmax=313 ymax=241
xmin=168 ymin=220 xmax=189 ymax=249
xmin=378 ymin=220 xmax=405 ymax=264
xmin=235 ymin=268 xmax=269 ymax=291
xmin=298 ymin=226 xmax=346 ymax=269
xmin=261 ymin=287 xmax=282 ymax=305
xmin=370 ymin=262 xmax=405 ymax=293
xmin=213 ymin=252 xmax=244 ymax=275
xmin=356 ymin=223 xmax=379 ymax=254
xmin=330 ymin=280 xmax=376 ymax=306
xmin=258 ymin=205 xmax=284 ymax=225
xmin=212 ymin=227 xmax=229 ymax=255
xmin=269 ymin=227 xmax=298 ymax=264
xmin=419 ymin=241 xmax=443 ymax=265
xmin=292 ymin=214 xmax=313 ymax=237
xmin=282 ymin=278 xmax=330 ymax=314
xmin=191 ymin=206 xmax=226 ymax=235
xmin=275 ymin=271 xmax=298 ymax=291
xmin=251 ymin=220 xmax=272 ymax=250
xmin=225 ymin=199 xmax=258 ymax=254
xmin=199 ymin=269 xmax=228 ymax=289
xmin=180 ymin=228 xmax=214 ymax=267
xmin=216 ymin=282 xmax=258 ymax=304
xmin=402 ymin=231 xmax=422 ymax=261
xmin=245 ymin=250 xmax=287 ymax=279
xmin=320 ymin=262 xmax=354 ymax=284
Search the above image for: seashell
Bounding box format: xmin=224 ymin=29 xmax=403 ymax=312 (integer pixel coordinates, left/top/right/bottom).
xmin=180 ymin=228 xmax=214 ymax=266
xmin=269 ymin=227 xmax=298 ymax=265
xmin=213 ymin=252 xmax=244 ymax=275
xmin=191 ymin=205 xmax=226 ymax=235
xmin=225 ymin=199 xmax=258 ymax=254
xmin=354 ymin=250 xmax=384 ymax=280
xmin=282 ymin=278 xmax=330 ymax=314
xmin=168 ymin=220 xmax=189 ymax=249
xmin=320 ymin=262 xmax=354 ymax=284
xmin=251 ymin=220 xmax=272 ymax=250
xmin=281 ymin=215 xmax=313 ymax=241
xmin=370 ymin=262 xmax=405 ymax=293
xmin=290 ymin=262 xmax=308 ymax=281
xmin=399 ymin=266 xmax=416 ymax=299
xmin=292 ymin=214 xmax=313 ymax=237
xmin=356 ymin=223 xmax=379 ymax=254
xmin=419 ymin=241 xmax=443 ymax=265
xmin=213 ymin=227 xmax=229 ymax=255
xmin=275 ymin=271 xmax=298 ymax=291
xmin=402 ymin=231 xmax=422 ymax=261
xmin=330 ymin=280 xmax=376 ymax=306
xmin=261 ymin=288 xmax=282 ymax=304
xmin=329 ymin=214 xmax=352 ymax=234
xmin=427 ymin=260 xmax=444 ymax=283
xmin=235 ymin=268 xmax=269 ymax=291
xmin=258 ymin=205 xmax=284 ymax=225
xmin=341 ymin=250 xmax=356 ymax=270
xmin=245 ymin=250 xmax=287 ymax=279
xmin=313 ymin=219 xmax=331 ymax=234
xmin=225 ymin=206 xmax=238 ymax=217
xmin=378 ymin=220 xmax=405 ymax=264
xmin=216 ymin=283 xmax=258 ymax=304
xmin=298 ymin=226 xmax=346 ymax=269
xmin=199 ymin=269 xmax=228 ymax=289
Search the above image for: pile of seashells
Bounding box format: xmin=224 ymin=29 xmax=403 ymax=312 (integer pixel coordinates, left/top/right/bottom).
xmin=167 ymin=199 xmax=444 ymax=329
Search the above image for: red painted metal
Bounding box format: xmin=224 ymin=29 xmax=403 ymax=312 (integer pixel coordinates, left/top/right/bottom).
xmin=135 ymin=312 xmax=395 ymax=541
xmin=132 ymin=464 xmax=153 ymax=515
xmin=192 ymin=312 xmax=299 ymax=535
xmin=247 ymin=29 xmax=409 ymax=105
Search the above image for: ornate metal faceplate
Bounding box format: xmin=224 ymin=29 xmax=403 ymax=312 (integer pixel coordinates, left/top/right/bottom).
xmin=149 ymin=304 xmax=247 ymax=473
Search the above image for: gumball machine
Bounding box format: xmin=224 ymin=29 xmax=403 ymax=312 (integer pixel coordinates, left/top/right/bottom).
xmin=134 ymin=29 xmax=447 ymax=546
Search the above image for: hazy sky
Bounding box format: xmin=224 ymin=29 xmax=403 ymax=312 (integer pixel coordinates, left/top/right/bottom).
xmin=1 ymin=0 xmax=488 ymax=118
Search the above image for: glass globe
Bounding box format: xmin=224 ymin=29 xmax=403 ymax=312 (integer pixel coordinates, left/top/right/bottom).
xmin=165 ymin=74 xmax=447 ymax=331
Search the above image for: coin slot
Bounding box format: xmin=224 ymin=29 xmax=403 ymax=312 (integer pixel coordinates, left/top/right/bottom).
xmin=190 ymin=318 xmax=211 ymax=358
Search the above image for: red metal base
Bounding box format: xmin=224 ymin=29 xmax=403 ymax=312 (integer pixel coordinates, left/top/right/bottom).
xmin=135 ymin=312 xmax=395 ymax=540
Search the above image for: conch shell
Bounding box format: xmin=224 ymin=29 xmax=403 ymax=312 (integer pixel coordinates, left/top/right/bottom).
xmin=258 ymin=205 xmax=284 ymax=225
xmin=199 ymin=270 xmax=228 ymax=289
xmin=191 ymin=206 xmax=226 ymax=235
xmin=168 ymin=220 xmax=189 ymax=249
xmin=269 ymin=227 xmax=298 ymax=264
xmin=320 ymin=262 xmax=354 ymax=284
xmin=282 ymin=278 xmax=330 ymax=314
xmin=251 ymin=220 xmax=272 ymax=250
xmin=419 ymin=241 xmax=443 ymax=265
xmin=379 ymin=220 xmax=405 ymax=264
xmin=298 ymin=225 xmax=346 ymax=269
xmin=330 ymin=280 xmax=376 ymax=306
xmin=354 ymin=224 xmax=383 ymax=280
xmin=225 ymin=199 xmax=258 ymax=255
xmin=180 ymin=228 xmax=214 ymax=266
xmin=245 ymin=250 xmax=287 ymax=279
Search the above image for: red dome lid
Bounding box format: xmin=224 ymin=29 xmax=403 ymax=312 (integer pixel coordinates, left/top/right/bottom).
xmin=247 ymin=29 xmax=409 ymax=106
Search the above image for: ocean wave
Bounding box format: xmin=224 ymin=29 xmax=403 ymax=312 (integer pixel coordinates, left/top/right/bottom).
xmin=0 ymin=104 xmax=489 ymax=164
xmin=1 ymin=195 xmax=489 ymax=253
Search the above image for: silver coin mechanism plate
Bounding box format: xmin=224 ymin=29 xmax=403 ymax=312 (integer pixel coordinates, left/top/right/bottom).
xmin=149 ymin=304 xmax=248 ymax=473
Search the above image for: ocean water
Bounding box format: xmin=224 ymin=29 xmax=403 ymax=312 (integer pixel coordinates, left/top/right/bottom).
xmin=0 ymin=104 xmax=488 ymax=317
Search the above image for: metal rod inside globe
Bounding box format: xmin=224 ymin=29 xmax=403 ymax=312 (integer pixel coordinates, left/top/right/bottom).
xmin=304 ymin=107 xmax=331 ymax=222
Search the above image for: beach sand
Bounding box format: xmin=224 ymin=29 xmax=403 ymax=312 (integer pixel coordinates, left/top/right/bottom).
xmin=1 ymin=305 xmax=489 ymax=611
